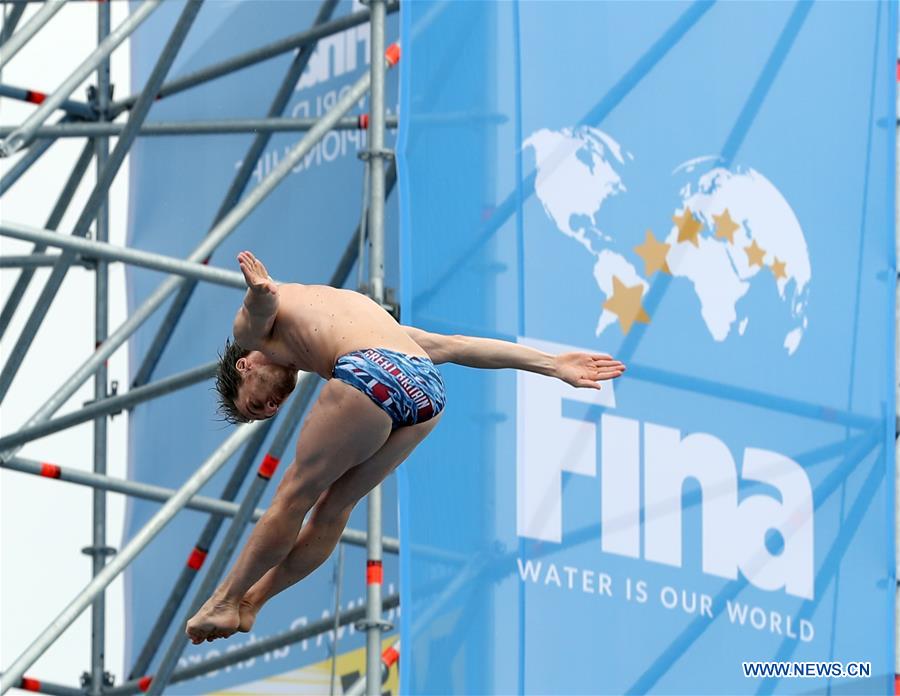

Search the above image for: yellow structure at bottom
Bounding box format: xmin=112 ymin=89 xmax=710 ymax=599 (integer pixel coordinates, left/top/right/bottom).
xmin=212 ymin=637 xmax=399 ymax=696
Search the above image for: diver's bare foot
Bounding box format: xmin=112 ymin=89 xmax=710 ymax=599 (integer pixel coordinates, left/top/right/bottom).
xmin=238 ymin=597 xmax=261 ymax=633
xmin=185 ymin=596 xmax=240 ymax=644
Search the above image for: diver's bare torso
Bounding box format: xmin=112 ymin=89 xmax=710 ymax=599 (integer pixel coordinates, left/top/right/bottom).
xmin=247 ymin=283 xmax=428 ymax=379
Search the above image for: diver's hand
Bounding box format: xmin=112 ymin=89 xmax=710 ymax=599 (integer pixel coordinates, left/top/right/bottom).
xmin=238 ymin=251 xmax=277 ymax=295
xmin=554 ymin=352 xmax=625 ymax=390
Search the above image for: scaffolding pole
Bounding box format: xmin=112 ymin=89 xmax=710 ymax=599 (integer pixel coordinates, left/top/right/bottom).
xmin=2 ymin=455 xmax=265 ymax=520
xmin=894 ymin=95 xmax=899 ymax=684
xmin=0 ymin=0 xmax=161 ymax=156
xmin=0 ymin=2 xmax=28 ymax=46
xmin=6 ymin=676 xmax=83 ymax=696
xmin=0 ymin=422 xmax=263 ymax=695
xmin=0 ymin=362 xmax=216 ymax=451
xmin=0 ymin=221 xmax=250 ymax=289
xmin=0 ymin=0 xmax=67 ymax=71
xmin=338 ymin=557 xmax=495 ymax=696
xmin=0 ymin=115 xmax=397 ymax=138
xmin=88 ymin=4 xmax=112 ymax=692
xmin=329 ymin=543 xmax=345 ymax=696
xmin=0 ymin=83 xmax=97 ymax=120
xmin=0 ymin=253 xmax=94 ymax=269
xmin=0 ymin=455 xmax=393 ymax=551
xmin=334 ymin=159 xmax=397 ymax=291
xmin=131 ymin=0 xmax=339 ymax=388
xmin=364 ymin=5 xmax=390 ymax=694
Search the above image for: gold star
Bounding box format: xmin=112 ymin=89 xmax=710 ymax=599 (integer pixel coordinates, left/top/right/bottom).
xmin=744 ymin=239 xmax=766 ymax=267
xmin=603 ymin=276 xmax=651 ymax=335
xmin=770 ymin=257 xmax=787 ymax=280
xmin=633 ymin=229 xmax=671 ymax=276
xmin=713 ymin=209 xmax=740 ymax=243
xmin=673 ymin=207 xmax=702 ymax=247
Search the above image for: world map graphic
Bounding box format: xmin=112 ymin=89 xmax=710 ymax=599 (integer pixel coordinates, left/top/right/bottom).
xmin=524 ymin=126 xmax=811 ymax=355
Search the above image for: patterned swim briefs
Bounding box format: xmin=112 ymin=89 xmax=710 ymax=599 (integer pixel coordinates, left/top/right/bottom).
xmin=331 ymin=347 xmax=446 ymax=428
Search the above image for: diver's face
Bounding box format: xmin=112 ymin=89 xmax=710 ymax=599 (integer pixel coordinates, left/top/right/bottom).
xmin=235 ymin=352 xmax=297 ymax=420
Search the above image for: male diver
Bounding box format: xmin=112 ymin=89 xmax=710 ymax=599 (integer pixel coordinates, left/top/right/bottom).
xmin=186 ymin=250 xmax=626 ymax=643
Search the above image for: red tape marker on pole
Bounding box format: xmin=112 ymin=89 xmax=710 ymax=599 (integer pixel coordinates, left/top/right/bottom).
xmin=20 ymin=677 xmax=41 ymax=692
xmin=40 ymin=462 xmax=61 ymax=479
xmin=257 ymin=454 xmax=280 ymax=480
xmin=366 ymin=559 xmax=383 ymax=585
xmin=186 ymin=547 xmax=207 ymax=570
xmin=382 ymin=645 xmax=399 ymax=668
xmin=385 ymin=43 xmax=400 ymax=66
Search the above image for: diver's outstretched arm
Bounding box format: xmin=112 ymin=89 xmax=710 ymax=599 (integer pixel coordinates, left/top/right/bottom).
xmin=403 ymin=326 xmax=626 ymax=390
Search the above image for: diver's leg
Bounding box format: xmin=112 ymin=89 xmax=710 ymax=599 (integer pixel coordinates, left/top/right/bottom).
xmin=186 ymin=379 xmax=392 ymax=643
xmin=239 ymin=414 xmax=441 ymax=631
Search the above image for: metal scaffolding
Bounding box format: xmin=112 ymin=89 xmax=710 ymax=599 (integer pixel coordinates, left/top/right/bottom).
xmin=4 ymin=3 xmax=895 ymax=694
xmin=0 ymin=1 xmax=402 ymax=694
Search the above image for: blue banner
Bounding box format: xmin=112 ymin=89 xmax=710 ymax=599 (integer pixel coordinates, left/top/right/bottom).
xmin=125 ymin=1 xmax=399 ymax=692
xmin=398 ymin=2 xmax=896 ymax=694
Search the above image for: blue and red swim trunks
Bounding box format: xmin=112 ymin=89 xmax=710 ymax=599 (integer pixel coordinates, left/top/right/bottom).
xmin=332 ymin=348 xmax=446 ymax=428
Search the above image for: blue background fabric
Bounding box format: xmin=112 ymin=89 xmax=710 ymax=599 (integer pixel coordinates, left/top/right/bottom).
xmin=125 ymin=1 xmax=399 ymax=691
xmin=398 ymin=2 xmax=896 ymax=694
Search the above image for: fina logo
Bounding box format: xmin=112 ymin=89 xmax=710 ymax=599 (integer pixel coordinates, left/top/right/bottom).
xmin=516 ymin=337 xmax=814 ymax=600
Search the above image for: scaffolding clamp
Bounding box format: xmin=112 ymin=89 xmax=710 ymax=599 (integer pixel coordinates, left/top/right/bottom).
xmin=357 ymin=147 xmax=394 ymax=162
xmin=81 ymin=544 xmax=117 ymax=558
xmin=354 ymin=618 xmax=394 ymax=632
xmin=86 ymin=83 xmax=115 ymax=116
xmin=108 ymin=380 xmax=121 ymax=418
xmin=80 ymin=670 xmax=114 ymax=689
xmin=78 ymin=253 xmax=98 ymax=270
xmin=81 ymin=382 xmax=123 ymax=418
